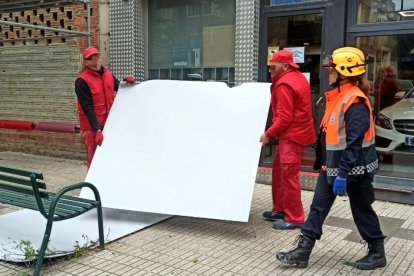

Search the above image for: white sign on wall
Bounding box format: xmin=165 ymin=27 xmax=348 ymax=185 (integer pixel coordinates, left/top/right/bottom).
xmin=284 ymin=47 xmax=305 ymax=64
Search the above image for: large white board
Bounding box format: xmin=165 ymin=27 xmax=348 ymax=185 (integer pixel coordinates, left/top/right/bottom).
xmin=81 ymin=80 xmax=270 ymax=222
xmin=0 ymin=208 xmax=169 ymax=262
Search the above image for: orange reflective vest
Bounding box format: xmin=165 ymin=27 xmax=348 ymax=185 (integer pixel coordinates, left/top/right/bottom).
xmin=321 ymin=83 xmax=378 ymax=184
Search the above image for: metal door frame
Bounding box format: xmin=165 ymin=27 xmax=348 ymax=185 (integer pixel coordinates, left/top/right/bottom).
xmin=258 ymin=0 xmax=346 ymax=168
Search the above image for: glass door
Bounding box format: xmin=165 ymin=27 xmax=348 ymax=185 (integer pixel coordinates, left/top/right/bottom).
xmin=260 ymin=13 xmax=323 ymax=169
xmin=357 ymin=34 xmax=414 ymax=179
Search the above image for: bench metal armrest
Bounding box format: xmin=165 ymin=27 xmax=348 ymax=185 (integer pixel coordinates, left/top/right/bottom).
xmin=30 ymin=174 xmax=48 ymax=218
xmin=47 ymin=182 xmax=102 ymax=220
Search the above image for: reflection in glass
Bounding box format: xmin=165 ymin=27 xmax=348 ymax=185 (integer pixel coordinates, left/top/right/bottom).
xmin=263 ymin=13 xmax=322 ymax=169
xmin=264 ymin=0 xmax=325 ymax=6
xmin=148 ymin=0 xmax=236 ymax=86
xmin=357 ymin=0 xmax=414 ymax=23
xmin=267 ymin=14 xmax=322 ymax=93
xmin=357 ymin=34 xmax=414 ymax=178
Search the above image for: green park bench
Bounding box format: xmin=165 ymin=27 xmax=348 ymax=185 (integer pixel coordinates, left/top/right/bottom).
xmin=0 ymin=165 xmax=104 ymax=276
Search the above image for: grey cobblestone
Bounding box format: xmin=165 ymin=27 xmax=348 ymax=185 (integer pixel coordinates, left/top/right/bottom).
xmin=0 ymin=152 xmax=413 ymax=275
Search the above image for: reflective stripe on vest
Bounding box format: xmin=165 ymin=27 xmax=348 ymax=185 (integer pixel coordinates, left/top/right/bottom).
xmin=326 ymin=159 xmax=378 ymax=176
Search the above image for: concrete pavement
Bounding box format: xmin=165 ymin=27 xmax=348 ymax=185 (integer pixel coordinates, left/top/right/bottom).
xmin=0 ymin=151 xmax=413 ymax=276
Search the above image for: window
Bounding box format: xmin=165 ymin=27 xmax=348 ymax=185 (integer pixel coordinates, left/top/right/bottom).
xmin=187 ymin=0 xmax=224 ymax=17
xmin=265 ymin=0 xmax=326 ymax=6
xmin=357 ymin=0 xmax=414 ymax=23
xmin=187 ymin=5 xmax=201 ymax=17
xmin=357 ymin=34 xmax=414 ymax=178
xmin=149 ymin=0 xmax=235 ymax=86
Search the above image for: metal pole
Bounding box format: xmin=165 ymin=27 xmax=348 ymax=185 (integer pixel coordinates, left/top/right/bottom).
xmin=85 ymin=0 xmax=91 ymax=46
xmin=0 ymin=20 xmax=90 ymax=37
xmin=0 ymin=34 xmax=79 ymax=43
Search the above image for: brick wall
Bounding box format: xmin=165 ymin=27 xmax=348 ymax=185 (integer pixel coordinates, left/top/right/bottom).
xmin=0 ymin=1 xmax=100 ymax=160
xmin=0 ymin=129 xmax=85 ymax=160
xmin=0 ymin=1 xmax=99 ymax=49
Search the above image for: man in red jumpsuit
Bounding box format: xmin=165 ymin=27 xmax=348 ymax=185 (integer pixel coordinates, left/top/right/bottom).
xmin=260 ymin=50 xmax=316 ymax=230
xmin=75 ymin=47 xmax=135 ymax=169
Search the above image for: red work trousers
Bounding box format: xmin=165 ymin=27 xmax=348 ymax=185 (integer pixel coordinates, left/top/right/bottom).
xmin=272 ymin=140 xmax=305 ymax=224
xmin=82 ymin=130 xmax=98 ymax=169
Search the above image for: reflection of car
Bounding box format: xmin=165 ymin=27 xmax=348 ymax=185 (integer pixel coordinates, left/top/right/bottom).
xmin=395 ymin=79 xmax=414 ymax=100
xmin=375 ymin=87 xmax=414 ymax=153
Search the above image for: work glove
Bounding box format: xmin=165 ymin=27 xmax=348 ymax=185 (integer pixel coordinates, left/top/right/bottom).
xmin=333 ymin=176 xmax=347 ymax=196
xmin=124 ymin=76 xmax=136 ymax=84
xmin=95 ymin=131 xmax=104 ymax=146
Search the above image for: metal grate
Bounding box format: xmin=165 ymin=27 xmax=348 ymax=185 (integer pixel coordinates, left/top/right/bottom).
xmin=0 ymin=0 xmax=91 ymax=46
xmin=394 ymin=119 xmax=414 ymax=136
xmin=0 ymin=0 xmax=83 ymax=13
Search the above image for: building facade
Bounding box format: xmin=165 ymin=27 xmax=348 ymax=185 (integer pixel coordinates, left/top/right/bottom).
xmin=0 ymin=0 xmax=102 ymax=159
xmin=108 ymin=0 xmax=414 ymax=192
xmin=1 ymin=0 xmax=413 ymax=194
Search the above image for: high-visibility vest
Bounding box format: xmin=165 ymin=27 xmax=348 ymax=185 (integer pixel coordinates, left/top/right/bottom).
xmin=321 ymin=82 xmax=378 ymax=184
xmin=77 ymin=68 xmax=115 ymax=131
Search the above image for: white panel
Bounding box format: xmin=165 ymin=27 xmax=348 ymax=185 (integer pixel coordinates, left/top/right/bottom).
xmin=82 ymin=80 xmax=270 ymax=222
xmin=0 ymin=208 xmax=169 ymax=262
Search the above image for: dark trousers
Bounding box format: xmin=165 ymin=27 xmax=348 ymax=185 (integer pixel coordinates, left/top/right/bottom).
xmin=301 ymin=172 xmax=385 ymax=242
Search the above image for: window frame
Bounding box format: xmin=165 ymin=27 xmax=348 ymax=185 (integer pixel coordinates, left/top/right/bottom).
xmin=347 ymin=0 xmax=414 ymax=37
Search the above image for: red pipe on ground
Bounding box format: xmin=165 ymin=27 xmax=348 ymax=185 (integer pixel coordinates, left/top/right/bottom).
xmin=0 ymin=120 xmax=35 ymax=130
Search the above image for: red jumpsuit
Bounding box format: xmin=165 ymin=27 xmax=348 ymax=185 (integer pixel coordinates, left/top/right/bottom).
xmin=265 ymin=69 xmax=316 ymax=224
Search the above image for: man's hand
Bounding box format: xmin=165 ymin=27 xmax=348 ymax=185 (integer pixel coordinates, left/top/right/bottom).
xmin=124 ymin=76 xmax=136 ymax=84
xmin=333 ymin=176 xmax=347 ymax=196
xmin=95 ymin=131 xmax=104 ymax=146
xmin=260 ymin=133 xmax=269 ymax=145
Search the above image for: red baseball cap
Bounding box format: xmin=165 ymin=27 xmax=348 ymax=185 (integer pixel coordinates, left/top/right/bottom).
xmin=83 ymin=47 xmax=100 ymax=59
xmin=269 ymin=49 xmax=299 ymax=68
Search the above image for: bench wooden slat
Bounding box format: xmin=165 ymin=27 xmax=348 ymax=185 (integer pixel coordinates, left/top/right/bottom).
xmin=53 ymin=207 xmax=97 ymax=220
xmin=47 ymin=203 xmax=94 ymax=219
xmin=0 ymin=192 xmax=94 ymax=218
xmin=0 ymin=166 xmax=43 ymax=179
xmin=0 ymin=181 xmax=96 ymax=207
xmin=60 ymin=194 xmax=99 ymax=205
xmin=54 ymin=197 xmax=93 ymax=208
xmin=44 ymin=200 xmax=96 ymax=220
xmin=0 ymin=174 xmax=46 ymax=189
xmin=0 ymin=192 xmax=57 ymax=213
xmin=0 ymin=193 xmax=42 ymax=211
xmin=54 ymin=194 xmax=97 ymax=206
xmin=0 ymin=188 xmax=93 ymax=213
xmin=0 ymin=182 xmax=49 ymax=199
xmin=52 ymin=200 xmax=92 ymax=213
xmin=55 ymin=200 xmax=91 ymax=210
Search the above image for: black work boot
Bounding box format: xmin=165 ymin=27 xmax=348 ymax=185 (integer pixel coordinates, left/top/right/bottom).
xmin=276 ymin=235 xmax=315 ymax=268
xmin=262 ymin=210 xmax=285 ymax=221
xmin=355 ymin=240 xmax=387 ymax=270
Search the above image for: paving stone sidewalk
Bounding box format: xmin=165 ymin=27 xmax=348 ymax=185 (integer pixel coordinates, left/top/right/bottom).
xmin=0 ymin=151 xmax=413 ymax=276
